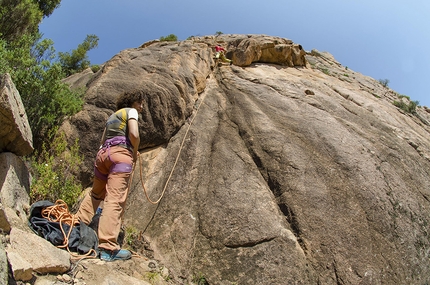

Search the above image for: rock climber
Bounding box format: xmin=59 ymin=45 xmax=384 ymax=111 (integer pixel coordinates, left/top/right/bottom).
xmin=214 ymin=44 xmax=232 ymax=64
xmin=75 ymin=89 xmax=145 ymax=261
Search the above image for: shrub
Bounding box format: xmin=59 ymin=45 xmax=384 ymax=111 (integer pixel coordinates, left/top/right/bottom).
xmin=29 ymin=129 xmax=83 ymax=208
xmin=393 ymin=100 xmax=419 ymax=114
xmin=409 ymin=100 xmax=419 ymax=112
xmin=398 ymin=94 xmax=411 ymax=101
xmin=379 ymin=78 xmax=390 ymax=87
xmin=159 ymin=34 xmax=178 ymax=41
xmin=91 ymin=64 xmax=100 ymax=73
xmin=0 ymin=34 xmax=85 ymax=149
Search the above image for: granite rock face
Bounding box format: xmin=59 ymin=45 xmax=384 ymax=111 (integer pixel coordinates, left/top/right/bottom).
xmin=0 ymin=73 xmax=33 ymax=156
xmin=62 ymin=34 xmax=430 ymax=284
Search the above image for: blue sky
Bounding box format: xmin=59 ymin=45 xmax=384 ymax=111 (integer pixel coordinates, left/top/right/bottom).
xmin=39 ymin=0 xmax=430 ymax=107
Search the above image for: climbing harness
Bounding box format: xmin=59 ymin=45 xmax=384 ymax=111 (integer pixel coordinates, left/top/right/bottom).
xmin=135 ymin=91 xmax=207 ymax=205
xmin=94 ymin=136 xmax=133 ymax=181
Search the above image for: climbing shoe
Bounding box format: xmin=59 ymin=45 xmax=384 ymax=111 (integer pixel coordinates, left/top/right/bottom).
xmin=100 ymin=249 xmax=132 ymax=261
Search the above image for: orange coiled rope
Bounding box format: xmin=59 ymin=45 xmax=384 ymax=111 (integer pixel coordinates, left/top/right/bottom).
xmin=41 ymin=200 xmax=97 ymax=259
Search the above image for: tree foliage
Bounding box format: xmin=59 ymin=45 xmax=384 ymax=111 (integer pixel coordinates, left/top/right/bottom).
xmin=58 ymin=34 xmax=99 ymax=76
xmin=0 ymin=0 xmax=60 ymax=41
xmin=0 ymin=33 xmax=85 ymax=148
xmin=35 ymin=0 xmax=62 ymax=17
xmin=0 ymin=0 xmax=41 ymax=41
xmin=0 ymin=0 xmax=94 ymax=203
xmin=0 ymin=0 xmax=89 ymax=148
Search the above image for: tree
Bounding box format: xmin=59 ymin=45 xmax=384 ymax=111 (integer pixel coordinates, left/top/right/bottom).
xmin=0 ymin=0 xmax=87 ymax=202
xmin=58 ymin=34 xmax=99 ymax=76
xmin=0 ymin=33 xmax=85 ymax=149
xmin=0 ymin=0 xmax=42 ymax=41
xmin=35 ymin=0 xmax=62 ymax=17
xmin=0 ymin=0 xmax=61 ymax=41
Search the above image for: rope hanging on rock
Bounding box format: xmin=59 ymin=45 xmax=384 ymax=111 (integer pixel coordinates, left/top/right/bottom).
xmin=134 ymin=49 xmax=227 ymax=204
xmin=136 ymin=91 xmax=207 ymax=205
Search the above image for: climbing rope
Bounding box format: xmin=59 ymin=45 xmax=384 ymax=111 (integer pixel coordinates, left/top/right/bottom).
xmin=136 ymin=93 xmax=207 ymax=205
xmin=135 ymin=43 xmax=230 ymax=204
xmin=42 ymin=200 xmax=97 ymax=260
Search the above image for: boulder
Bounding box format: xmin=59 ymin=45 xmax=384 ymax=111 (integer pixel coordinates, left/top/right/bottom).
xmin=6 ymin=250 xmax=32 ymax=281
xmin=6 ymin=228 xmax=70 ymax=276
xmin=0 ymin=241 xmax=8 ymax=285
xmin=226 ymin=35 xmax=306 ymax=67
xmin=0 ymin=73 xmax=33 ymax=156
xmin=0 ymin=204 xmax=10 ymax=233
xmin=0 ymin=152 xmax=31 ymax=229
xmin=62 ymin=67 xmax=95 ymax=91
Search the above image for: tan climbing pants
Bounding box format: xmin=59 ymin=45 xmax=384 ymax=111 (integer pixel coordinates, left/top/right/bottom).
xmin=76 ymin=145 xmax=133 ymax=251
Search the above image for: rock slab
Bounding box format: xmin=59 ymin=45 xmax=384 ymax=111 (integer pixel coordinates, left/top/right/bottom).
xmin=0 ymin=73 xmax=33 ymax=156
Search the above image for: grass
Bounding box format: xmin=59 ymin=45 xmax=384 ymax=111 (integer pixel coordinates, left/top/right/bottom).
xmin=145 ymin=271 xmax=159 ymax=281
xmin=192 ymin=272 xmax=209 ymax=285
xmin=318 ymin=67 xmax=330 ymax=75
xmin=124 ymin=225 xmax=140 ymax=247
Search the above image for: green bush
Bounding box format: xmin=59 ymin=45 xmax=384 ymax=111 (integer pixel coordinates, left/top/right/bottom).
xmin=29 ymin=129 xmax=83 ymax=208
xmin=398 ymin=94 xmax=411 ymax=101
xmin=379 ymin=78 xmax=390 ymax=87
xmin=159 ymin=34 xmax=178 ymax=41
xmin=0 ymin=34 xmax=85 ymax=149
xmin=91 ymin=64 xmax=100 ymax=73
xmin=393 ymin=100 xmax=419 ymax=114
